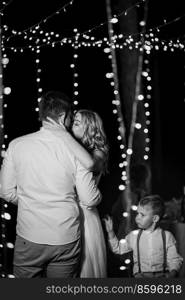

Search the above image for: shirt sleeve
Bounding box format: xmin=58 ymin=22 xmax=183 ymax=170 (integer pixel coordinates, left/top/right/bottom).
xmin=108 ymin=234 xmax=132 ymax=255
xmin=0 ymin=143 xmax=18 ymax=205
xmin=166 ymin=231 xmax=183 ymax=272
xmin=75 ymin=160 xmax=101 ymax=208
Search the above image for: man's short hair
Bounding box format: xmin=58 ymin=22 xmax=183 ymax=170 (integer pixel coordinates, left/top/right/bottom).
xmin=139 ymin=194 xmax=165 ymax=219
xmin=39 ymin=91 xmax=72 ymax=122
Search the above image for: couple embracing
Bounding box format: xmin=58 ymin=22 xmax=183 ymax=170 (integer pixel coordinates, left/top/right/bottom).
xmin=0 ymin=91 xmax=108 ymax=278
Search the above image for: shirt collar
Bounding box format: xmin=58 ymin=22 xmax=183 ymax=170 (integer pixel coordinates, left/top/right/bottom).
xmin=42 ymin=119 xmax=67 ymax=131
xmin=144 ymin=225 xmax=160 ymax=234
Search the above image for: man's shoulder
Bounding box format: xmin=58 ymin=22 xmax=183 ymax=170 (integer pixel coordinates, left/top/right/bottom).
xmin=9 ymin=131 xmax=41 ymax=147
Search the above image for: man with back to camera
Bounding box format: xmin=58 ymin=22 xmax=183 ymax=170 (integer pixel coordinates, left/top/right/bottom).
xmin=0 ymin=91 xmax=101 ymax=278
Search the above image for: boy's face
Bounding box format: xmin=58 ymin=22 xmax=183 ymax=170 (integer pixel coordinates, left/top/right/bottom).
xmin=135 ymin=204 xmax=158 ymax=230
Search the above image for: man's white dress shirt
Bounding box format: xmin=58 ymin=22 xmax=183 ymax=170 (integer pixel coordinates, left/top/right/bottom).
xmin=0 ymin=125 xmax=101 ymax=245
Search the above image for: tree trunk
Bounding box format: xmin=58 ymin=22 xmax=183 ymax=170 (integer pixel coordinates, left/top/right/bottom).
xmin=110 ymin=0 xmax=151 ymax=234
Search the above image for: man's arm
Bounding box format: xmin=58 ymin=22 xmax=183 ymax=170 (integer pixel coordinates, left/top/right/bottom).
xmin=0 ymin=144 xmax=18 ymax=205
xmin=75 ymin=161 xmax=101 ymax=208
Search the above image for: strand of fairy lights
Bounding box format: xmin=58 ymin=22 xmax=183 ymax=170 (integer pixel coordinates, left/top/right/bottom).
xmin=4 ymin=38 xmax=185 ymax=55
xmin=0 ymin=17 xmax=4 ymax=278
xmin=105 ymin=50 xmax=134 ymax=275
xmin=72 ymin=0 xmax=146 ymax=40
xmin=0 ymin=40 xmax=14 ymax=281
xmin=35 ymin=46 xmax=42 ymax=115
xmin=184 ymin=56 xmax=185 ymax=104
xmin=2 ymin=2 xmax=185 ymax=51
xmin=119 ymin=3 xmax=149 ymax=249
xmin=0 ymin=17 xmax=15 ymax=278
xmin=1 ymin=0 xmax=149 ymax=51
xmin=3 ymin=2 xmax=185 ymax=52
xmin=0 ymin=68 xmax=14 ymax=278
xmin=0 ymin=0 xmax=13 ymax=14
xmin=4 ymin=0 xmax=74 ymax=43
xmin=106 ymin=14 xmax=140 ymax=277
xmin=4 ymin=30 xmax=185 ymax=53
xmin=126 ymin=0 xmax=149 ymax=186
xmin=105 ymin=0 xmax=128 ymax=193
xmin=1 ymin=56 xmax=10 ymax=154
xmin=104 ymin=50 xmax=127 ymax=192
xmin=3 ymin=0 xmax=144 ymax=44
xmin=142 ymin=57 xmax=152 ymax=161
xmin=119 ymin=2 xmax=150 ymax=270
xmin=105 ymin=2 xmax=133 ymax=268
xmin=109 ymin=12 xmax=185 ymax=44
xmin=71 ymin=29 xmax=80 ymax=107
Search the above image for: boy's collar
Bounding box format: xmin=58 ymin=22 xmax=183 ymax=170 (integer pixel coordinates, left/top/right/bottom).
xmin=144 ymin=225 xmax=160 ymax=233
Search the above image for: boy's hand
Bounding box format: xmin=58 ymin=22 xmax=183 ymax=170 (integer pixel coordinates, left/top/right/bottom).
xmin=165 ymin=270 xmax=177 ymax=278
xmin=103 ymin=215 xmax=114 ymax=233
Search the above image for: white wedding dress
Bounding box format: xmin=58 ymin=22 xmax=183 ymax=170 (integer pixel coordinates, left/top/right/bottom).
xmin=79 ymin=205 xmax=107 ymax=277
xmin=79 ymin=174 xmax=107 ymax=278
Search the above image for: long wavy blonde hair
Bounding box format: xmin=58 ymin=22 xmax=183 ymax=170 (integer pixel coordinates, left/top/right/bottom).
xmin=74 ymin=109 xmax=109 ymax=173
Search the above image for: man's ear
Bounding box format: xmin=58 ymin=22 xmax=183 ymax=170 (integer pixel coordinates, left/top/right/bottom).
xmin=58 ymin=113 xmax=65 ymax=125
xmin=153 ymin=215 xmax=160 ymax=224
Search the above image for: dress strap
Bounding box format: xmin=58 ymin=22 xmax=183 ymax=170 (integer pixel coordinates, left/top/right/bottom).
xmin=136 ymin=229 xmax=143 ymax=274
xmin=161 ymin=229 xmax=167 ymax=273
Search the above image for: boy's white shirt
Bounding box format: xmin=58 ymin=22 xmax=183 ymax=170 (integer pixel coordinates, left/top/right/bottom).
xmin=108 ymin=227 xmax=183 ymax=274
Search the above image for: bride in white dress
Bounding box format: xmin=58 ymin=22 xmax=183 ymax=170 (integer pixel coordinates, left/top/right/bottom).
xmin=71 ymin=109 xmax=108 ymax=278
xmin=45 ymin=109 xmax=108 ymax=277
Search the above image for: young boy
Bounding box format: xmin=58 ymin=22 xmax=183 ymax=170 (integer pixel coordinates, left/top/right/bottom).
xmin=104 ymin=195 xmax=183 ymax=278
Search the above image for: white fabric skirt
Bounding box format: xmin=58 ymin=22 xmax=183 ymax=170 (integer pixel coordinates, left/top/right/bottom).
xmin=80 ymin=206 xmax=107 ymax=278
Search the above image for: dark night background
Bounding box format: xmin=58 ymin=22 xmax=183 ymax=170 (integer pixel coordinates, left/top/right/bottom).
xmin=1 ymin=0 xmax=185 ymax=277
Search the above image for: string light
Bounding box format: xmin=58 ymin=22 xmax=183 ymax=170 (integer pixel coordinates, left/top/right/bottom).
xmin=131 ymin=205 xmax=138 ymax=211
xmin=0 ymin=20 xmax=13 ymax=278
xmin=4 ymin=0 xmax=75 ymax=43
xmin=3 ymin=27 xmax=185 ymax=53
xmin=124 ymin=259 xmax=131 ymax=264
xmin=1 ymin=0 xmax=184 ymax=54
xmin=142 ymin=58 xmax=152 ymax=161
xmin=2 ymin=0 xmax=184 ymax=52
xmin=123 ymin=212 xmax=129 ymax=217
xmin=72 ymin=30 xmax=80 ymax=107
xmin=105 ymin=0 xmax=128 ymax=195
xmin=7 ymin=274 xmax=15 ymax=278
xmin=0 ymin=0 xmax=13 ymax=13
xmin=35 ymin=46 xmax=42 ymax=114
xmin=120 ymin=266 xmax=126 ymax=271
xmin=80 ymin=0 xmax=146 ymax=38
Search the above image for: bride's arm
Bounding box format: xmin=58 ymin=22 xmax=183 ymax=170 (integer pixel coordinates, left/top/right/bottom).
xmin=92 ymin=149 xmax=106 ymax=173
xmin=60 ymin=131 xmax=94 ymax=170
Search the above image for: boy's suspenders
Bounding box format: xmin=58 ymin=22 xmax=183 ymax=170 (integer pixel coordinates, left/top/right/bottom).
xmin=161 ymin=229 xmax=167 ymax=273
xmin=137 ymin=229 xmax=143 ymax=274
xmin=137 ymin=229 xmax=167 ymax=274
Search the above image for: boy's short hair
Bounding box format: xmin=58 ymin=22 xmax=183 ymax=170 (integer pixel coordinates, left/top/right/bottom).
xmin=39 ymin=91 xmax=72 ymax=122
xmin=139 ymin=194 xmax=165 ymax=219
